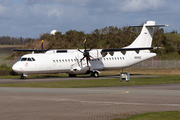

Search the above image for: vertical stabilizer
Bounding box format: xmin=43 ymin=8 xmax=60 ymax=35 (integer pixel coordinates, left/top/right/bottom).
xmin=126 ymin=21 xmax=155 ymax=48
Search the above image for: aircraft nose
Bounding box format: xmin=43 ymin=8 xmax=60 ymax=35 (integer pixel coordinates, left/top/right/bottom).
xmin=12 ymin=64 xmax=18 ymax=72
xmin=12 ymin=63 xmax=22 ymax=74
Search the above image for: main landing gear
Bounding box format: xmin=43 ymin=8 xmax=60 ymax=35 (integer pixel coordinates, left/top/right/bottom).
xmin=69 ymin=71 xmax=99 ymax=78
xmin=91 ymin=71 xmax=99 ymax=78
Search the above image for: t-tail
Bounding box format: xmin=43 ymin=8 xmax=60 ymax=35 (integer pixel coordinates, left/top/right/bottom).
xmin=125 ymin=21 xmax=170 ymax=65
xmin=126 ymin=21 xmax=170 ymax=48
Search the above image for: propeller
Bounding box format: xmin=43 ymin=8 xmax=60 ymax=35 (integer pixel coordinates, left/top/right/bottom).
xmin=77 ymin=39 xmax=94 ymax=70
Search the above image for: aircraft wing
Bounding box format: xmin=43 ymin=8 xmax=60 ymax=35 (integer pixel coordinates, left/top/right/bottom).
xmin=12 ymin=49 xmax=48 ymax=52
xmin=101 ymin=47 xmax=161 ymax=52
xmin=13 ymin=47 xmax=161 ymax=53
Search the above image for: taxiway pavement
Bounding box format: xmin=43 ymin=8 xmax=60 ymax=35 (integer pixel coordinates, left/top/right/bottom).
xmin=0 ymin=75 xmax=157 ymax=84
xmin=0 ymin=77 xmax=180 ymax=120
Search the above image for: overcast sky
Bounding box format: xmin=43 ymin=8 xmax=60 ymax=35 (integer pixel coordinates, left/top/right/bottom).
xmin=0 ymin=0 xmax=179 ymax=38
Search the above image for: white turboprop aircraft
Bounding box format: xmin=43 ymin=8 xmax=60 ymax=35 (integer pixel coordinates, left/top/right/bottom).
xmin=12 ymin=21 xmax=170 ymax=79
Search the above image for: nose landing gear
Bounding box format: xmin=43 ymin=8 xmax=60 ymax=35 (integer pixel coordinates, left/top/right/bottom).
xmin=20 ymin=74 xmax=27 ymax=79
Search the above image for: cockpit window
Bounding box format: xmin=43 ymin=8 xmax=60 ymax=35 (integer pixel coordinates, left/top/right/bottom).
xmin=27 ymin=58 xmax=32 ymax=61
xmin=32 ymin=57 xmax=35 ymax=61
xmin=20 ymin=57 xmax=35 ymax=61
xmin=21 ymin=58 xmax=27 ymax=61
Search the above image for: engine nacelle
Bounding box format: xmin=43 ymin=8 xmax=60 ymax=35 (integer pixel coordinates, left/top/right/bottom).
xmin=70 ymin=66 xmax=89 ymax=74
xmin=89 ymin=50 xmax=106 ymax=59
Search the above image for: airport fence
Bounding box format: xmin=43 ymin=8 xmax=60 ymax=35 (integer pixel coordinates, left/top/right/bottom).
xmin=131 ymin=59 xmax=180 ymax=68
xmin=0 ymin=60 xmax=18 ymax=67
xmin=1 ymin=58 xmax=180 ymax=68
xmin=0 ymin=56 xmax=20 ymax=67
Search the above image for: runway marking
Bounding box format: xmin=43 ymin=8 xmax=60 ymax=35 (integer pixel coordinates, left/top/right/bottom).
xmin=110 ymin=91 xmax=129 ymax=94
xmin=0 ymin=87 xmax=129 ymax=95
xmin=62 ymin=88 xmax=129 ymax=94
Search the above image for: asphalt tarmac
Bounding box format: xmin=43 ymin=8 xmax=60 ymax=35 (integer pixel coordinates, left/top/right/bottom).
xmin=0 ymin=76 xmax=180 ymax=120
xmin=0 ymin=75 xmax=156 ymax=83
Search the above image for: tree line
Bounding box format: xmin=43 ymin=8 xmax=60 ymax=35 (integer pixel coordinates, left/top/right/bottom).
xmin=39 ymin=26 xmax=180 ymax=56
xmin=0 ymin=36 xmax=35 ymax=45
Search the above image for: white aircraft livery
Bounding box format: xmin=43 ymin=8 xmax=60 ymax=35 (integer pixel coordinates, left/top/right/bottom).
xmin=12 ymin=21 xmax=170 ymax=79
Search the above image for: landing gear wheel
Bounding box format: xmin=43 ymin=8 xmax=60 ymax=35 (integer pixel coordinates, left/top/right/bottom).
xmin=93 ymin=72 xmax=99 ymax=78
xmin=20 ymin=74 xmax=27 ymax=79
xmin=90 ymin=71 xmax=93 ymax=77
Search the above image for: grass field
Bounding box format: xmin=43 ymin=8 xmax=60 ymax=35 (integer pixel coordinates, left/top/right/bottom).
xmin=0 ymin=74 xmax=180 ymax=88
xmin=0 ymin=45 xmax=23 ymax=48
xmin=109 ymin=68 xmax=180 ymax=75
xmin=115 ymin=111 xmax=180 ymax=120
xmin=0 ymin=45 xmax=23 ymax=60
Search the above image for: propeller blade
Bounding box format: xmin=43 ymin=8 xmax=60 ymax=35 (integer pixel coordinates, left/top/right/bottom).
xmin=86 ymin=56 xmax=90 ymax=69
xmin=80 ymin=56 xmax=86 ymax=62
xmin=41 ymin=40 xmax=44 ymax=52
xmin=77 ymin=48 xmax=84 ymax=53
xmin=84 ymin=39 xmax=86 ymax=50
xmin=89 ymin=55 xmax=94 ymax=59
xmin=89 ymin=47 xmax=93 ymax=51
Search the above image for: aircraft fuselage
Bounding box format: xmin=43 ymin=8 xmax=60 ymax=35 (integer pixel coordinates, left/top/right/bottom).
xmin=12 ymin=49 xmax=156 ymax=76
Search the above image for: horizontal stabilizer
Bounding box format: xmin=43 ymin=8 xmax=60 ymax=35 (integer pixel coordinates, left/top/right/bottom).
xmin=130 ymin=25 xmax=171 ymax=27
